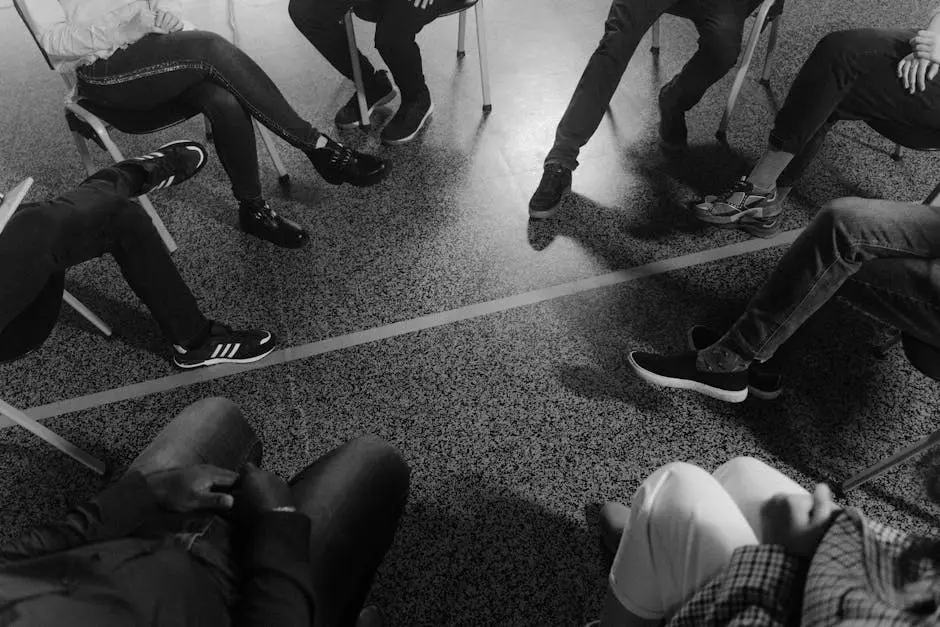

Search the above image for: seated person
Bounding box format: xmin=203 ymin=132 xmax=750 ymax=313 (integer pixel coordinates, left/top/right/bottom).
xmin=529 ymin=0 xmax=762 ymax=219
xmin=20 ymin=0 xmax=390 ymax=249
xmin=0 ymin=141 xmax=277 ymax=369
xmin=695 ymin=23 xmax=940 ymax=238
xmin=628 ymin=194 xmax=940 ymax=402
xmin=0 ymin=396 xmax=411 ymax=627
xmin=587 ymin=456 xmax=939 ymax=626
xmin=288 ymin=0 xmax=439 ymax=145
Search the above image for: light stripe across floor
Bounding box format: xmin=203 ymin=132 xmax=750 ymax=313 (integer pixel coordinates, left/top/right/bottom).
xmin=12 ymin=229 xmax=802 ymax=427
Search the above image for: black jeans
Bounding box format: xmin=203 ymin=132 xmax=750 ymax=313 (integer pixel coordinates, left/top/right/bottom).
xmin=775 ymin=29 xmax=940 ymax=186
xmin=546 ymin=0 xmax=758 ymax=170
xmin=128 ymin=397 xmax=411 ymax=627
xmin=289 ymin=0 xmax=440 ymax=101
xmin=76 ymin=31 xmax=321 ymax=204
xmin=0 ymin=165 xmax=209 ymax=346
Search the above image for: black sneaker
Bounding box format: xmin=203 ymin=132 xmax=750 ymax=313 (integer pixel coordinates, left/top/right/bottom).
xmin=120 ymin=140 xmax=208 ymax=195
xmin=687 ymin=325 xmax=784 ymax=400
xmin=335 ymin=70 xmax=397 ymax=130
xmin=173 ymin=322 xmax=277 ymax=369
xmin=528 ymin=164 xmax=572 ymax=219
xmin=658 ymin=82 xmax=687 ymax=154
xmin=239 ymin=199 xmax=309 ymax=249
xmin=381 ymin=90 xmax=434 ymax=146
xmin=628 ymin=350 xmax=748 ymax=403
xmin=307 ymin=134 xmax=388 ymax=187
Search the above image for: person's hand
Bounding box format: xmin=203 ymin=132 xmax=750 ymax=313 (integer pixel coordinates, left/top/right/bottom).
xmin=144 ymin=465 xmax=239 ymax=513
xmin=233 ymin=462 xmax=294 ymax=513
xmin=413 ymin=0 xmax=434 ymax=9
xmin=759 ymin=483 xmax=840 ymax=558
xmin=154 ymin=9 xmax=185 ymax=34
xmin=898 ymin=52 xmax=940 ymax=94
xmin=912 ymin=29 xmax=940 ymax=65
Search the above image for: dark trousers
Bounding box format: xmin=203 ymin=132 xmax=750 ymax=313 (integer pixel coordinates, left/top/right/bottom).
xmin=128 ymin=398 xmax=411 ymax=627
xmin=0 ymin=166 xmax=208 ymax=346
xmin=76 ymin=31 xmax=321 ymax=204
xmin=775 ymin=29 xmax=940 ymax=186
xmin=546 ymin=0 xmax=758 ymax=170
xmin=289 ymin=0 xmax=439 ymax=101
xmin=715 ymin=197 xmax=940 ymax=365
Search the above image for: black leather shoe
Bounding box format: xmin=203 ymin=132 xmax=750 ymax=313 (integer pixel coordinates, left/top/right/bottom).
xmin=239 ymin=199 xmax=309 ymax=249
xmin=528 ymin=163 xmax=571 ymax=219
xmin=307 ymin=135 xmax=388 ymax=187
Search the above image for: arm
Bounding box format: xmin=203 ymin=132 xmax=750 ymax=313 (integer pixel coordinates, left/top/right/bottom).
xmin=18 ymin=0 xmax=156 ymax=64
xmin=233 ymin=510 xmax=317 ymax=627
xmin=0 ymin=471 xmax=160 ymax=564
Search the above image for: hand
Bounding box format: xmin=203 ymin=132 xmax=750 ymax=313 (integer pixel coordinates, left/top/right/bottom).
xmin=413 ymin=0 xmax=434 ymax=9
xmin=233 ymin=462 xmax=294 ymax=513
xmin=760 ymin=483 xmax=840 ymax=558
xmin=898 ymin=53 xmax=940 ymax=94
xmin=144 ymin=465 xmax=239 ymax=513
xmin=912 ymin=29 xmax=940 ymax=65
xmin=154 ymin=9 xmax=185 ymax=33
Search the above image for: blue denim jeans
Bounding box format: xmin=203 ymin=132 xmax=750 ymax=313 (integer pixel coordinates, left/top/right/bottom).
xmin=704 ymin=198 xmax=940 ymax=370
xmin=126 ymin=397 xmax=411 ymax=627
xmin=545 ymin=0 xmax=758 ymax=171
xmin=76 ymin=31 xmax=321 ymax=204
xmin=774 ymin=29 xmax=940 ymax=187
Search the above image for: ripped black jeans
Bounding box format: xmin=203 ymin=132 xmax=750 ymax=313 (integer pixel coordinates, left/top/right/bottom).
xmin=77 ymin=31 xmax=321 ymax=204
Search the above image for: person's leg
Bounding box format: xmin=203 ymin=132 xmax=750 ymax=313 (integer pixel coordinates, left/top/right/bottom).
xmin=289 ymin=436 xmax=410 ymax=627
xmin=128 ymin=397 xmax=261 ymax=475
xmin=605 ymin=462 xmax=758 ymax=623
xmin=373 ymin=0 xmax=437 ymax=103
xmin=288 ymin=0 xmax=380 ymax=87
xmin=711 ymin=457 xmax=808 ymax=540
xmin=77 ymin=31 xmax=321 ymax=151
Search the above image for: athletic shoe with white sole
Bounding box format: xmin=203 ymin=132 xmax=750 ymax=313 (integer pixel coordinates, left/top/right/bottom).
xmin=381 ymin=90 xmax=433 ymax=146
xmin=687 ymin=325 xmax=784 ymax=400
xmin=628 ymin=350 xmax=748 ymax=403
xmin=695 ymin=177 xmax=783 ymax=224
xmin=173 ymin=322 xmax=277 ymax=369
xmin=119 ymin=140 xmax=208 ymax=195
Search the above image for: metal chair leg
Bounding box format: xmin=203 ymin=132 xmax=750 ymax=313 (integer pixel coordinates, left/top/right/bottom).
xmin=842 ymin=429 xmax=940 ymax=492
xmin=71 ymin=132 xmax=97 ymax=177
xmin=63 ymin=290 xmax=112 ymax=337
xmin=925 ymin=180 xmax=940 ymax=206
xmin=457 ymin=10 xmax=467 ymax=58
xmin=255 ymin=121 xmax=290 ymax=187
xmin=0 ymin=398 xmax=106 ymax=475
xmin=474 ymin=2 xmax=492 ymax=112
xmin=760 ymin=16 xmax=781 ymax=84
xmin=650 ymin=17 xmax=661 ymax=53
xmin=344 ymin=10 xmax=371 ymax=131
xmin=892 ymin=142 xmax=903 ymax=161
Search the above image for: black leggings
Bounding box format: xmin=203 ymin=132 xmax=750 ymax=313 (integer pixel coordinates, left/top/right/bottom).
xmin=77 ymin=31 xmax=321 ymax=204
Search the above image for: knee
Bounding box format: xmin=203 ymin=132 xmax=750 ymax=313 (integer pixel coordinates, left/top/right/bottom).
xmin=197 ymin=84 xmax=243 ymax=117
xmin=713 ymin=456 xmax=772 ymax=480
xmin=187 ymin=31 xmax=237 ymax=63
xmin=809 ymin=29 xmax=878 ymax=67
xmin=289 ymin=0 xmax=337 ymax=30
xmin=347 ymin=435 xmax=411 ymax=493
xmin=818 ymin=196 xmax=873 ymax=233
xmin=641 ymin=462 xmax=712 ymax=515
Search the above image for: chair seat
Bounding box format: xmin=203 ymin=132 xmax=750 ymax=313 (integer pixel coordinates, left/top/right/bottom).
xmin=73 ymin=98 xmax=201 ymax=136
xmin=353 ymin=0 xmax=478 ymax=22
xmin=902 ymin=333 xmax=940 ymax=381
xmin=867 ymin=120 xmax=940 ymax=152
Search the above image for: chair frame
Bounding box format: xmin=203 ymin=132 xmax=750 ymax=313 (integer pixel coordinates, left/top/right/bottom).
xmin=345 ymin=0 xmax=492 ymax=131
xmin=650 ymin=0 xmax=783 ymax=143
xmin=0 ymin=179 xmax=108 ymax=475
xmin=14 ymin=0 xmax=291 ymax=253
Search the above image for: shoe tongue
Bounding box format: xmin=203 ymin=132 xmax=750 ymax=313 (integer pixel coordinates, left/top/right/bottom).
xmin=210 ymin=322 xmax=233 ymax=336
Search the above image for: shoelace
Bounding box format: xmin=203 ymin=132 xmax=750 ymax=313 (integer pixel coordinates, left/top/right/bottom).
xmin=329 ymin=143 xmax=354 ymax=169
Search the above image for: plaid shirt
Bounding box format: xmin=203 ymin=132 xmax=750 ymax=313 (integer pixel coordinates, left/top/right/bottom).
xmin=666 ymin=509 xmax=940 ymax=626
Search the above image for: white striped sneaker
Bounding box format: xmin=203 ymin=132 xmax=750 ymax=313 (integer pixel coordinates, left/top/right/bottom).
xmin=173 ymin=322 xmax=277 ymax=369
xmin=122 ymin=140 xmax=208 ymax=195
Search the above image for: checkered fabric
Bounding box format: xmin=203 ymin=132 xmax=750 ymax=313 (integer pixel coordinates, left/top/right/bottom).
xmin=665 ymin=509 xmax=940 ymax=626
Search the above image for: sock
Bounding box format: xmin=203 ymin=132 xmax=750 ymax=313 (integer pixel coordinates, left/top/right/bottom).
xmin=314 ymin=134 xmax=329 ymax=149
xmin=747 ymin=150 xmax=795 ymax=192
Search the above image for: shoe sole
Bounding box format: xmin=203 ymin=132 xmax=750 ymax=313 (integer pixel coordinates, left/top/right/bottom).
xmin=335 ymin=90 xmax=398 ymax=130
xmin=685 ymin=328 xmax=784 ymax=399
xmin=528 ymin=184 xmax=570 ymax=220
xmin=628 ymin=351 xmax=748 ymax=403
xmin=174 ymin=344 xmax=276 ymax=369
xmin=716 ymin=218 xmax=781 ymax=239
xmin=381 ymin=103 xmax=434 ymax=146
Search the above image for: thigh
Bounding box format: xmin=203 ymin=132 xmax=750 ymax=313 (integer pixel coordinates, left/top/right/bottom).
xmin=374 ymin=0 xmax=438 ymax=39
xmin=609 ymin=462 xmax=758 ymax=620
xmin=289 ymin=436 xmax=410 ymax=627
xmin=711 ymin=457 xmax=808 ymax=541
xmin=822 ymin=196 xmax=940 ymax=259
xmin=128 ymin=397 xmax=261 ymax=475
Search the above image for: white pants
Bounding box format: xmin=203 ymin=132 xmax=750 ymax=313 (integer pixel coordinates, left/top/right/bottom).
xmin=608 ymin=457 xmax=809 ymax=620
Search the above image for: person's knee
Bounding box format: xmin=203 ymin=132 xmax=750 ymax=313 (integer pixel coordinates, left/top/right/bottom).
xmin=811 ymin=29 xmax=870 ymax=65
xmin=186 ymin=31 xmax=237 ymax=63
xmin=714 ymin=456 xmax=772 ymax=480
xmin=348 ymin=435 xmax=411 ymax=492
xmin=288 ymin=0 xmax=333 ymax=30
xmin=819 ymin=196 xmax=873 ymax=233
xmin=374 ymin=23 xmax=412 ymax=55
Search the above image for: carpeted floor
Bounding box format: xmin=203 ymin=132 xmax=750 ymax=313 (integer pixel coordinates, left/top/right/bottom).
xmin=2 ymin=0 xmax=940 ymax=624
